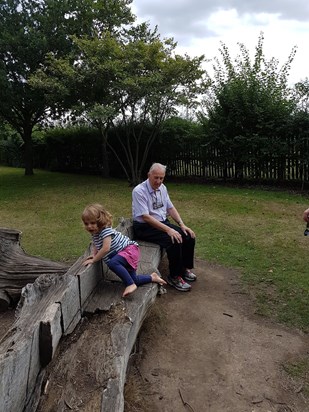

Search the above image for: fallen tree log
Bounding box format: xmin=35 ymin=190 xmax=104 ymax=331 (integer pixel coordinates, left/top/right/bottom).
xmin=0 ymin=218 xmax=164 ymax=412
xmin=0 ymin=227 xmax=69 ymax=310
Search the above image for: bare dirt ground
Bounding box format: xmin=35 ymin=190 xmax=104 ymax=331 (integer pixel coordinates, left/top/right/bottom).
xmin=1 ymin=259 xmax=308 ymax=412
xmin=125 ymin=258 xmax=309 ymax=412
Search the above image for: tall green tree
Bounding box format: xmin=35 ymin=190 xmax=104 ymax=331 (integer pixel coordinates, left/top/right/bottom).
xmin=40 ymin=22 xmax=207 ymax=184
xmin=31 ymin=31 xmax=124 ymax=177
xmin=199 ymin=33 xmax=297 ymax=179
xmin=291 ymin=79 xmax=309 ymax=188
xmin=109 ymin=23 xmax=207 ymax=184
xmin=293 ymin=78 xmax=309 ymax=113
xmin=0 ymin=0 xmax=133 ymax=175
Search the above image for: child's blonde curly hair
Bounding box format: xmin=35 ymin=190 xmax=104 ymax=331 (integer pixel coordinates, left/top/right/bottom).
xmin=82 ymin=203 xmax=113 ymax=229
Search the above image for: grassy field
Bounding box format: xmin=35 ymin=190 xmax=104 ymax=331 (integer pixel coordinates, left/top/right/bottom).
xmin=1 ymin=166 xmax=308 ymax=331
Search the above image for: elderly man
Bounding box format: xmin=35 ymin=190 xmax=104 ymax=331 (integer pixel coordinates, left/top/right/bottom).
xmin=132 ymin=163 xmax=196 ymax=292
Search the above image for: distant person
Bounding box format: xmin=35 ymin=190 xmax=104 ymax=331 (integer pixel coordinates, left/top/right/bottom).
xmin=303 ymin=208 xmax=309 ymax=223
xmin=82 ymin=203 xmax=166 ymax=297
xmin=132 ymin=163 xmax=196 ymax=292
xmin=303 ymin=207 xmax=309 ymax=236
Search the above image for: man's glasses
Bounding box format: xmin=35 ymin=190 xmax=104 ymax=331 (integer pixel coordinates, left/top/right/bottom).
xmin=304 ymin=222 xmax=309 ymax=236
xmin=152 ymin=190 xmax=163 ymax=209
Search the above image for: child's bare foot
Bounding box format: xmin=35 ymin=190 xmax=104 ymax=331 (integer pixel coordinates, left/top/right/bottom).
xmin=151 ymin=272 xmax=167 ymax=285
xmin=122 ymin=284 xmax=137 ymax=297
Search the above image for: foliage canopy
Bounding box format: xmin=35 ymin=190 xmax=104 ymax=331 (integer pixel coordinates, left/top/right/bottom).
xmin=0 ymin=0 xmax=134 ymax=175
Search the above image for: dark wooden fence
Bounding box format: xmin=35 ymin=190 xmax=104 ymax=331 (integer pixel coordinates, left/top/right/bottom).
xmin=2 ymin=129 xmax=308 ymax=187
xmin=160 ymin=139 xmax=309 ymax=187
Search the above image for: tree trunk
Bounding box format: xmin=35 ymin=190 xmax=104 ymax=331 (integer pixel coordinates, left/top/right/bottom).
xmin=235 ymin=160 xmax=244 ymax=179
xmin=0 ymin=228 xmax=69 ymax=311
xmin=23 ymin=127 xmax=34 ymax=176
xmin=101 ymin=130 xmax=110 ymax=178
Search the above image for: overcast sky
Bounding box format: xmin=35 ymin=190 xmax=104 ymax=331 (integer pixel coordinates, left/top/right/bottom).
xmin=132 ymin=0 xmax=309 ymax=85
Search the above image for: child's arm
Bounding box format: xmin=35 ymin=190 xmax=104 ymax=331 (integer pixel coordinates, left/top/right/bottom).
xmin=92 ymin=236 xmax=111 ymax=262
xmin=83 ymin=236 xmax=112 ymax=266
xmin=92 ymin=244 xmax=98 ymax=256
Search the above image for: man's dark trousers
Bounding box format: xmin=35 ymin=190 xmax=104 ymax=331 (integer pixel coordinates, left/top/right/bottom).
xmin=133 ymin=219 xmax=195 ymax=278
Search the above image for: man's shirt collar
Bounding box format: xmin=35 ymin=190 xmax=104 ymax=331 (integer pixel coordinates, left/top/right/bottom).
xmin=146 ymin=179 xmax=157 ymax=194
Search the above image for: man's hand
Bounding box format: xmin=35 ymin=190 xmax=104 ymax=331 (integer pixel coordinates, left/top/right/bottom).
xmin=180 ymin=224 xmax=196 ymax=238
xmin=166 ymin=227 xmax=183 ymax=243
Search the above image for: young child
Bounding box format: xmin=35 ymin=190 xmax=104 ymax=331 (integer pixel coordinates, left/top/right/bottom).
xmin=81 ymin=203 xmax=166 ymax=297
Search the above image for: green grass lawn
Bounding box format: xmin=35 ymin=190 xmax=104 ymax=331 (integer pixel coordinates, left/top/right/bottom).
xmin=1 ymin=166 xmax=309 ymax=331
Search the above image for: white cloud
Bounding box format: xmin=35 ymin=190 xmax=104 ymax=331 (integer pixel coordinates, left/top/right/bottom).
xmin=132 ymin=0 xmax=309 ymax=84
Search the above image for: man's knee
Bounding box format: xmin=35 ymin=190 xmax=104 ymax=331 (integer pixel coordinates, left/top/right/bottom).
xmin=183 ymin=234 xmax=195 ymax=246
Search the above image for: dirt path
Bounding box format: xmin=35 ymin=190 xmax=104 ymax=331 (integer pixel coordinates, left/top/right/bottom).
xmin=125 ymin=259 xmax=308 ymax=412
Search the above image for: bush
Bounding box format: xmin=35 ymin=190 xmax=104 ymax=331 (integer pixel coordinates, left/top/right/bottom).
xmin=44 ymin=126 xmax=103 ymax=173
xmin=0 ymin=125 xmax=23 ymax=167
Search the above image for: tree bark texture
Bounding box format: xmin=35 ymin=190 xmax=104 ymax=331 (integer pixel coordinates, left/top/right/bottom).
xmin=0 ymin=228 xmax=69 ymax=310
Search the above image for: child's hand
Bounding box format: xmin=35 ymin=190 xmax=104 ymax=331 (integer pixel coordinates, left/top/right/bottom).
xmin=82 ymin=256 xmax=94 ymax=266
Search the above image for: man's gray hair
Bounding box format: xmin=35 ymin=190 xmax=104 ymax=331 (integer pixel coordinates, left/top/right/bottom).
xmin=149 ymin=163 xmax=167 ymax=173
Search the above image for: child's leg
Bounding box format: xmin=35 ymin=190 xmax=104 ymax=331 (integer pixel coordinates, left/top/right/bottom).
xmin=150 ymin=272 xmax=167 ymax=285
xmin=129 ymin=270 xmax=151 ymax=286
xmin=129 ymin=270 xmax=166 ymax=286
xmin=107 ymin=255 xmax=137 ymax=296
xmin=122 ymin=284 xmax=137 ymax=297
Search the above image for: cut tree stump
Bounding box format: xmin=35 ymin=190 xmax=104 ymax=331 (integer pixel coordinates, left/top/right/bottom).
xmin=0 ymin=227 xmax=69 ymax=311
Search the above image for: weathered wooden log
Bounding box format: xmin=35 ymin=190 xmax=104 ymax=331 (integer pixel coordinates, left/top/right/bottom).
xmin=0 ymin=290 xmax=10 ymax=311
xmin=0 ymin=251 xmax=99 ymax=412
xmin=0 ymin=218 xmax=164 ymax=412
xmin=0 ymin=227 xmax=69 ymax=310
